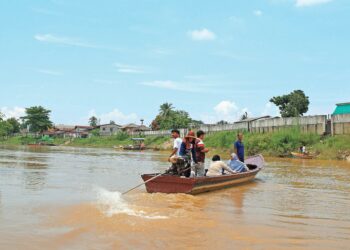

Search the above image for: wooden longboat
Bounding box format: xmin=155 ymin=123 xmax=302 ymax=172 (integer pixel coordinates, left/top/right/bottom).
xmin=141 ymin=154 xmax=265 ymax=195
xmin=291 ymin=152 xmax=315 ymax=159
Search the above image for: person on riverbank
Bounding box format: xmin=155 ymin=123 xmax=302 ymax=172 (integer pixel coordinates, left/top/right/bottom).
xmin=227 ymin=153 xmax=249 ymax=173
xmin=168 ymin=129 xmax=182 ymax=163
xmin=193 ymin=130 xmax=209 ymax=176
xmin=234 ymin=132 xmax=245 ymax=162
xmin=207 ymin=155 xmax=236 ymax=177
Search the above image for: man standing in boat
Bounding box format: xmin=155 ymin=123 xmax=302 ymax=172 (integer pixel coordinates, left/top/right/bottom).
xmin=193 ymin=130 xmax=209 ymax=176
xmin=234 ymin=132 xmax=245 ymax=162
xmin=168 ymin=129 xmax=182 ymax=163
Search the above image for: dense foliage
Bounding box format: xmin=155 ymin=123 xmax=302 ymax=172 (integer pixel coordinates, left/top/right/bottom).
xmin=21 ymin=106 xmax=53 ymax=133
xmin=270 ymin=90 xmax=309 ymax=117
xmin=0 ymin=112 xmax=21 ymax=137
xmin=89 ymin=116 xmax=98 ymax=127
xmin=151 ymin=102 xmax=203 ymax=130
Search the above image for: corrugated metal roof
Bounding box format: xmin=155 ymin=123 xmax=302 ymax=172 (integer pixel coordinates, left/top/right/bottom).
xmin=333 ymin=103 xmax=350 ymax=115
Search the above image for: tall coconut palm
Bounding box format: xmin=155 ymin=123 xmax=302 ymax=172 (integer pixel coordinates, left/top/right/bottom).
xmin=159 ymin=103 xmax=174 ymax=117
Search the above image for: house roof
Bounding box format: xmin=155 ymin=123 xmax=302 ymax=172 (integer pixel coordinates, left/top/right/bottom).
xmin=122 ymin=123 xmax=139 ymax=129
xmin=98 ymin=123 xmax=122 ymax=128
xmin=74 ymin=125 xmax=94 ymax=129
xmin=333 ymin=102 xmax=350 ymax=115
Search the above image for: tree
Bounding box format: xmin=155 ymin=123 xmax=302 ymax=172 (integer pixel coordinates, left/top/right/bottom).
xmin=6 ymin=118 xmax=20 ymax=133
xmin=21 ymin=106 xmax=53 ymax=133
xmin=89 ymin=116 xmax=98 ymax=127
xmin=0 ymin=120 xmax=13 ymax=138
xmin=0 ymin=112 xmax=4 ymax=121
xmin=159 ymin=103 xmax=174 ymax=117
xmin=240 ymin=112 xmax=248 ymax=121
xmin=217 ymin=120 xmax=228 ymax=125
xmin=110 ymin=120 xmax=115 ymax=125
xmin=151 ymin=103 xmax=197 ymax=130
xmin=270 ymin=90 xmax=309 ymax=117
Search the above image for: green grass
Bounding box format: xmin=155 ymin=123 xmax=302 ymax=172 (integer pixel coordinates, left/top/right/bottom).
xmin=205 ymin=128 xmax=350 ymax=159
xmin=1 ymin=129 xmax=349 ymax=160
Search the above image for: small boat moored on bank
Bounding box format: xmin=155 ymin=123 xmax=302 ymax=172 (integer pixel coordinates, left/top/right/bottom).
xmin=141 ymin=154 xmax=265 ymax=195
xmin=291 ymin=152 xmax=315 ymax=159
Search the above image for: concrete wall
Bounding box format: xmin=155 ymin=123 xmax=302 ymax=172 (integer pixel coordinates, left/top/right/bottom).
xmin=100 ymin=124 xmax=121 ymax=136
xmin=198 ymin=122 xmax=248 ymax=134
xmin=332 ymin=114 xmax=350 ymax=135
xmin=250 ymin=115 xmax=327 ymax=135
xmin=126 ymin=115 xmax=350 ymax=137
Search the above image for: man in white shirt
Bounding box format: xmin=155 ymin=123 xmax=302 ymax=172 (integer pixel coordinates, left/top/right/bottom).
xmin=168 ymin=129 xmax=182 ymax=163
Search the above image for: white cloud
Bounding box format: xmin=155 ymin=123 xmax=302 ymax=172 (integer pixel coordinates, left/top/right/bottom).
xmin=214 ymin=101 xmax=238 ymax=116
xmin=296 ymin=0 xmax=332 ymax=7
xmin=114 ymin=63 xmax=145 ymax=74
xmin=253 ymin=10 xmax=263 ymax=16
xmin=140 ymin=80 xmax=204 ymax=93
xmin=261 ymin=102 xmax=280 ymax=116
xmin=34 ymin=34 xmax=120 ymax=51
xmin=200 ymin=101 xmax=250 ymax=123
xmin=88 ymin=109 xmax=138 ymax=125
xmin=37 ymin=69 xmax=62 ymax=76
xmin=34 ymin=34 xmax=98 ymax=48
xmin=0 ymin=107 xmax=26 ymax=119
xmin=188 ymin=28 xmax=216 ymax=41
xmin=31 ymin=7 xmax=61 ymax=16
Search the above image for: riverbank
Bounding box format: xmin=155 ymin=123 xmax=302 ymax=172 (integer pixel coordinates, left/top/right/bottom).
xmin=1 ymin=129 xmax=349 ymax=160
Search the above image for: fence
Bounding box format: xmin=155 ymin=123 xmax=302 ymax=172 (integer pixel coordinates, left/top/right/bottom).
xmin=127 ymin=114 xmax=350 ymax=137
xmin=331 ymin=114 xmax=350 ymax=135
xmin=250 ymin=115 xmax=327 ymax=135
xmin=129 ymin=128 xmax=189 ymax=138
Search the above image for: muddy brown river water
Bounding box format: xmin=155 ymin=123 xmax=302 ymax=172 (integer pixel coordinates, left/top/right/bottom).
xmin=0 ymin=146 xmax=349 ymax=250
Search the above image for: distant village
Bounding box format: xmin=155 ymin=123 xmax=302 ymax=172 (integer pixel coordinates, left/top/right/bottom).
xmin=40 ymin=122 xmax=152 ymax=139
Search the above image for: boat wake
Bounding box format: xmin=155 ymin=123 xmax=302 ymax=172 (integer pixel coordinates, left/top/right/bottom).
xmin=95 ymin=187 xmax=168 ymax=220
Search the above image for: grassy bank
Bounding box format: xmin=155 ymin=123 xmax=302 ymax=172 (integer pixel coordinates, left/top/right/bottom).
xmin=1 ymin=129 xmax=349 ymax=160
xmin=204 ymin=128 xmax=350 ymax=160
xmin=0 ymin=133 xmax=171 ymax=149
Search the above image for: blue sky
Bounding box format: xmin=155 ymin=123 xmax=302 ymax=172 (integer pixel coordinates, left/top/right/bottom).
xmin=1 ymin=0 xmax=349 ymax=125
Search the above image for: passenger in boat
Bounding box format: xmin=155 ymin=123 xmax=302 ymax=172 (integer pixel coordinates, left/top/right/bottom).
xmin=206 ymin=155 xmax=236 ymax=177
xmin=234 ymin=132 xmax=245 ymax=162
xmin=193 ymin=130 xmax=209 ymax=177
xmin=168 ymin=129 xmax=182 ymax=163
xmin=227 ymin=153 xmax=249 ymax=173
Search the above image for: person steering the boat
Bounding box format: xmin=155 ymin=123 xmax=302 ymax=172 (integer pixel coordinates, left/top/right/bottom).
xmin=177 ymin=131 xmax=197 ymax=177
xmin=166 ymin=130 xmax=197 ymax=177
xmin=207 ymin=155 xmax=236 ymax=177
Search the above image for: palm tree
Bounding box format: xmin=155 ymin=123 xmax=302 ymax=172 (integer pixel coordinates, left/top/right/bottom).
xmin=159 ymin=103 xmax=174 ymax=117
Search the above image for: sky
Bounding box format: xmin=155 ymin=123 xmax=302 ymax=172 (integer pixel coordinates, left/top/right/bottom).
xmin=1 ymin=0 xmax=349 ymax=126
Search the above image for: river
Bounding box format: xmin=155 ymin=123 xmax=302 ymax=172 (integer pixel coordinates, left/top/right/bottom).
xmin=0 ymin=146 xmax=349 ymax=249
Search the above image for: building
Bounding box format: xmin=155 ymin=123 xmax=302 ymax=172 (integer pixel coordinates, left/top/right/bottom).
xmin=73 ymin=125 xmax=94 ymax=138
xmin=122 ymin=123 xmax=151 ymax=134
xmin=333 ymin=102 xmax=350 ymax=115
xmin=98 ymin=123 xmax=122 ymax=136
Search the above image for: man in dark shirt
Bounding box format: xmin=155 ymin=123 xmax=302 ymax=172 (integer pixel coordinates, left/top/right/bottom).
xmin=234 ymin=132 xmax=245 ymax=162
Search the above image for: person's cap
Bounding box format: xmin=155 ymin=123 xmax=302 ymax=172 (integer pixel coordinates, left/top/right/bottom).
xmin=185 ymin=131 xmax=196 ymax=138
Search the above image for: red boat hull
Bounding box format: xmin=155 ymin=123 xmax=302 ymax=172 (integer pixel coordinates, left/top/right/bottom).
xmin=141 ymin=155 xmax=264 ymax=194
